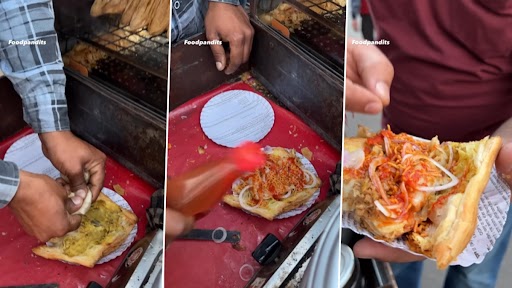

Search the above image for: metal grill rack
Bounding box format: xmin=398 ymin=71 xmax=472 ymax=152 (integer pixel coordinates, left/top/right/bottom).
xmin=293 ymin=18 xmax=344 ymax=66
xmin=91 ymin=57 xmax=168 ymax=111
xmin=81 ymin=23 xmax=169 ymax=79
xmin=286 ymin=0 xmax=345 ymax=36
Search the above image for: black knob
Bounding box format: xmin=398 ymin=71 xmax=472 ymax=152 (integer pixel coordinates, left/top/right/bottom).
xmin=252 ymin=233 xmax=282 ymax=265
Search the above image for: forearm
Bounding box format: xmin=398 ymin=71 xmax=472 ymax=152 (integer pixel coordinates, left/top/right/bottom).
xmin=0 ymin=161 xmax=20 ymax=209
xmin=0 ymin=0 xmax=69 ymax=133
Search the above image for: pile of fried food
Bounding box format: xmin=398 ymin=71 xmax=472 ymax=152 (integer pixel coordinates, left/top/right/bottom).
xmin=90 ymin=0 xmax=170 ymax=36
xmin=63 ymin=42 xmax=108 ymax=72
xmin=262 ymin=0 xmax=346 ymax=31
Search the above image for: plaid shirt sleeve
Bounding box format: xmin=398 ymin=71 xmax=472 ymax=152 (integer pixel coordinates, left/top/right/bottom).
xmin=0 ymin=0 xmax=69 ymax=208
xmin=0 ymin=0 xmax=69 ymax=133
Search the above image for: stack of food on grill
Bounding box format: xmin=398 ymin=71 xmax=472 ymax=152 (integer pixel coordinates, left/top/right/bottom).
xmin=90 ymin=0 xmax=170 ymax=37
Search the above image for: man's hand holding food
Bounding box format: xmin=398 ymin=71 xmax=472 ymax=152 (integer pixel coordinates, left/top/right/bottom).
xmin=346 ymin=39 xmax=425 ymax=263
xmin=346 ymin=38 xmax=512 ymax=264
xmin=8 ymin=131 xmax=106 ymax=242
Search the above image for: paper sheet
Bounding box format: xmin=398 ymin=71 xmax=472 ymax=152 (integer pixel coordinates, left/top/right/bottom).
xmin=4 ymin=133 xmax=137 ymax=264
xmin=200 ymin=90 xmax=275 ymax=148
xmin=342 ymin=167 xmax=511 ymax=267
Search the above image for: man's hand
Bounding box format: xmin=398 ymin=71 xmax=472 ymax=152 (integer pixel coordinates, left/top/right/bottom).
xmin=165 ymin=208 xmax=194 ymax=245
xmin=346 ymin=39 xmax=394 ymax=114
xmin=9 ymin=171 xmax=82 ymax=242
xmin=39 ymin=131 xmax=106 ymax=201
xmin=205 ymin=2 xmax=254 ymax=75
xmin=353 ymin=237 xmax=426 ymax=263
xmin=493 ymin=118 xmax=512 ymax=195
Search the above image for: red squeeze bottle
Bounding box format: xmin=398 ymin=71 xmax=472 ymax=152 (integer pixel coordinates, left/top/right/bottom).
xmin=166 ymin=142 xmax=266 ymax=217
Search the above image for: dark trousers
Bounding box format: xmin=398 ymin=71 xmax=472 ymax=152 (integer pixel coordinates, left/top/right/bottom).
xmin=361 ymin=14 xmax=374 ymax=41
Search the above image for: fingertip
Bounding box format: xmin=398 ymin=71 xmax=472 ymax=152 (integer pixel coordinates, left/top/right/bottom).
xmin=375 ymin=81 xmax=391 ymax=105
xmin=364 ymin=102 xmax=383 ymax=114
xmin=216 ymin=61 xmax=224 ymax=71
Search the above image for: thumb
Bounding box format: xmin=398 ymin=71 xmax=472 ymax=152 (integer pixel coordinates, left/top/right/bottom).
xmin=353 ymin=44 xmax=394 ymax=106
xmin=66 ymin=191 xmax=85 ymax=214
xmin=496 ymin=142 xmax=512 ymax=182
xmin=345 ymin=79 xmax=384 ymax=114
xmin=209 ymin=42 xmax=226 ymax=71
xmin=67 ymin=213 xmax=82 ymax=232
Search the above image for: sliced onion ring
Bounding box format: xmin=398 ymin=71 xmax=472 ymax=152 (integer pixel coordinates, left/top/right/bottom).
xmin=412 ymin=156 xmax=459 ymax=192
xmin=280 ymin=190 xmax=292 ymax=199
xmin=239 ymin=264 xmax=255 ymax=281
xmin=239 ymin=185 xmax=260 ymax=212
xmin=303 ymin=169 xmax=318 ymax=189
xmin=304 ymin=169 xmax=311 ymax=182
xmin=234 ymin=184 xmax=252 ymax=197
xmin=212 ymin=227 xmax=227 ymax=243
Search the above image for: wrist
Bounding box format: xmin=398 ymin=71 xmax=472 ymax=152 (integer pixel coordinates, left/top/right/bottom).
xmin=39 ymin=130 xmax=73 ymax=145
xmin=9 ymin=170 xmax=33 ymax=209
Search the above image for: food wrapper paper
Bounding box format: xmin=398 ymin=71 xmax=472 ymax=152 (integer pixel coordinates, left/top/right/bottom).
xmin=200 ymin=90 xmax=275 ymax=148
xmin=343 ymin=167 xmax=511 ymax=267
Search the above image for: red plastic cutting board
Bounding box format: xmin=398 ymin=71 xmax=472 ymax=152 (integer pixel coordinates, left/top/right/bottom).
xmin=165 ymin=82 xmax=341 ymax=288
xmin=0 ymin=127 xmax=156 ymax=287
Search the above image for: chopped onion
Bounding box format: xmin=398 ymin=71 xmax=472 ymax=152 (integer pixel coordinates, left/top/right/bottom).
xmin=384 ymin=136 xmax=391 ymax=155
xmin=385 ymin=203 xmax=402 ymax=209
xmin=303 ymin=169 xmax=318 ymax=188
xmin=239 ymin=185 xmax=260 ymax=212
xmin=212 ymin=227 xmax=227 ymax=243
xmin=374 ymin=200 xmax=391 ymax=217
xmin=411 ymin=190 xmax=426 ymax=209
xmin=447 ymin=143 xmax=453 ymax=168
xmin=368 ymin=157 xmax=390 ymax=204
xmin=401 ymin=143 xmax=411 ymax=158
xmin=399 ymin=182 xmax=410 ymax=216
xmin=413 ymin=156 xmax=459 ymax=192
xmin=343 ymin=149 xmax=365 ymax=169
xmin=402 ymin=154 xmax=412 ymax=163
xmin=239 ymin=264 xmax=255 ymax=281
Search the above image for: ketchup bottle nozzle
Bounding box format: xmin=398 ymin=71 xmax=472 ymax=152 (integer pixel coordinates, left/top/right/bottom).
xmin=231 ymin=142 xmax=266 ymax=171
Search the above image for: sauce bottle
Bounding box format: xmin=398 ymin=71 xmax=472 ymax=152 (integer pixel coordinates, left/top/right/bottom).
xmin=166 ymin=142 xmax=266 ymax=217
